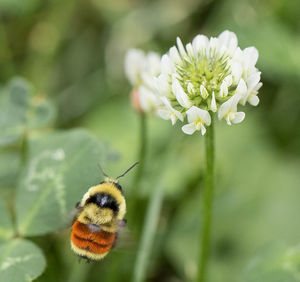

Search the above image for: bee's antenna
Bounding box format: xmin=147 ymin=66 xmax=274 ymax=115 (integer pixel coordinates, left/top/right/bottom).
xmin=98 ymin=163 xmax=109 ymax=178
xmin=116 ymin=162 xmax=139 ymax=180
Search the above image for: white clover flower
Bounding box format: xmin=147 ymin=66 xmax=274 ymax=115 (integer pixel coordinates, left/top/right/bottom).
xmin=124 ymin=49 xmax=161 ymax=113
xmin=182 ymin=106 xmax=211 ymax=135
xmin=139 ymin=86 xmax=160 ymax=113
xmin=157 ymin=97 xmax=183 ymax=125
xmin=218 ymin=94 xmax=245 ymax=125
xmin=153 ymin=30 xmax=262 ymax=135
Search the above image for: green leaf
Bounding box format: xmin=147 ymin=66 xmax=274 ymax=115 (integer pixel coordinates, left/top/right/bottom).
xmin=0 ymin=200 xmax=14 ymax=242
xmin=0 ymin=78 xmax=31 ymax=146
xmin=16 ymin=129 xmax=114 ymax=236
xmin=26 ymin=98 xmax=56 ymax=130
xmin=243 ymin=244 xmax=300 ymax=282
xmin=0 ymin=150 xmax=21 ymax=189
xmin=0 ymin=78 xmax=56 ymax=147
xmin=0 ymin=239 xmax=46 ymax=282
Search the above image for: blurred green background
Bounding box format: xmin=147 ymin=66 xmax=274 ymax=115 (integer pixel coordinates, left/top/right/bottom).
xmin=0 ymin=0 xmax=300 ymax=281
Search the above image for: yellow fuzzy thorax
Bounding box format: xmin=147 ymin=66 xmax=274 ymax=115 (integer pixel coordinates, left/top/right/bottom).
xmin=78 ymin=180 xmax=126 ymax=232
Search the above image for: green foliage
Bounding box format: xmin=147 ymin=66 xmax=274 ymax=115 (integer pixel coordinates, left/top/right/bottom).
xmin=0 ymin=75 xmax=117 ymax=280
xmin=0 ymin=78 xmax=31 ymax=146
xmin=0 ymin=239 xmax=46 ymax=282
xmin=244 ymin=244 xmax=300 ymax=282
xmin=0 ymin=201 xmax=14 ymax=242
xmin=0 ymin=126 xmax=115 ymax=280
xmin=16 ymin=129 xmax=113 ymax=236
xmin=0 ymin=78 xmax=56 ymax=147
xmin=0 ymin=150 xmax=20 ymax=188
xmin=165 ymin=116 xmax=300 ymax=282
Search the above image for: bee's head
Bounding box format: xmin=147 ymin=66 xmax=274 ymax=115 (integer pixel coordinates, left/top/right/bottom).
xmin=77 ymin=162 xmax=138 ymax=226
xmin=84 ymin=193 xmax=119 ymax=224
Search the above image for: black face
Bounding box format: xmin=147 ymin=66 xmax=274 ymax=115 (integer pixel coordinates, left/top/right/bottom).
xmin=86 ymin=193 xmax=119 ymax=213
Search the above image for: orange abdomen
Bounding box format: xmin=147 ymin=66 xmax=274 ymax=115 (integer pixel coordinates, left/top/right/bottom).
xmin=71 ymin=220 xmax=116 ymax=257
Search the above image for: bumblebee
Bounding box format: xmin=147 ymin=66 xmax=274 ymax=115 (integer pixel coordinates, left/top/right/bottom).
xmin=71 ymin=162 xmax=138 ymax=261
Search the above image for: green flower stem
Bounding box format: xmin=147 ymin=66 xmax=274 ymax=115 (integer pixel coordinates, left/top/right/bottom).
xmin=129 ymin=113 xmax=147 ymax=219
xmin=198 ymin=116 xmax=215 ymax=282
xmin=132 ymin=182 xmax=163 ymax=282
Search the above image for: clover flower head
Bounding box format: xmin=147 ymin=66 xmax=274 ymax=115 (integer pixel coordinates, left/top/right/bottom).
xmin=154 ymin=30 xmax=262 ymax=135
xmin=124 ymin=49 xmax=161 ymax=113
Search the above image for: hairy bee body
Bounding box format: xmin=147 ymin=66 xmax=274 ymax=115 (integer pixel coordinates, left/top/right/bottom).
xmin=71 ymin=220 xmax=116 ymax=260
xmin=71 ymin=178 xmax=126 ymax=261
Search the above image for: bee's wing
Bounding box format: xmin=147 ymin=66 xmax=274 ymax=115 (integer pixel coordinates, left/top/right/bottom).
xmin=62 ymin=202 xmax=82 ymax=229
xmin=111 ymin=220 xmax=137 ymax=252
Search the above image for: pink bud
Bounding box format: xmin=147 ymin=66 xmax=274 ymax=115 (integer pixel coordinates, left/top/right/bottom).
xmin=130 ymin=89 xmax=143 ymax=114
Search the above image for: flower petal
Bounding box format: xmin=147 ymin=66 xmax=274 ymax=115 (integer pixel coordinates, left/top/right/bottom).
xmin=236 ymin=79 xmax=247 ymax=94
xmin=200 ymin=84 xmax=209 ymax=99
xmin=208 ymin=37 xmax=220 ymax=57
xmin=182 ymin=123 xmax=196 ymax=135
xmin=200 ymin=110 xmax=212 ymax=126
xmin=236 ymin=78 xmax=248 ymax=104
xmin=243 ymin=47 xmax=259 ymax=67
xmin=192 ymin=35 xmax=209 ymax=55
xmin=154 ymin=74 xmax=171 ymax=97
xmin=254 ymin=82 xmax=263 ymax=91
xmin=200 ymin=124 xmax=207 ymax=135
xmin=220 ymin=81 xmax=228 ymax=97
xmin=139 ymin=86 xmax=158 ymax=112
xmin=177 ymin=37 xmax=187 ymax=58
xmin=218 ymin=30 xmax=238 ymax=55
xmin=186 ymin=106 xmax=211 ymax=125
xmin=160 ymin=97 xmax=184 ymax=122
xmin=246 ymin=71 xmax=261 ymax=90
xmin=140 ymin=72 xmax=155 ymax=89
xmin=185 ymin=106 xmax=199 ymax=122
xmin=161 ymin=54 xmax=174 ymax=74
xmin=211 ymin=92 xmax=217 ymax=112
xmin=146 ymin=52 xmax=161 ymax=76
xmin=170 ymin=115 xmax=177 ymax=125
xmin=218 ymin=94 xmax=241 ymax=119
xmin=172 ymin=77 xmax=192 ymax=108
xmin=186 ymin=43 xmax=194 ymax=58
xmin=248 ymin=95 xmax=259 ymax=106
xmin=223 ymin=75 xmax=233 ymax=87
xmin=232 ymin=112 xmax=245 ymax=124
xmin=231 ymin=62 xmax=243 ymax=85
xmin=187 ymin=82 xmax=195 ymax=94
xmin=124 ymin=49 xmax=146 ymax=85
xmin=169 ymin=46 xmax=181 ymax=65
xmin=157 ymin=109 xmax=169 ymax=120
